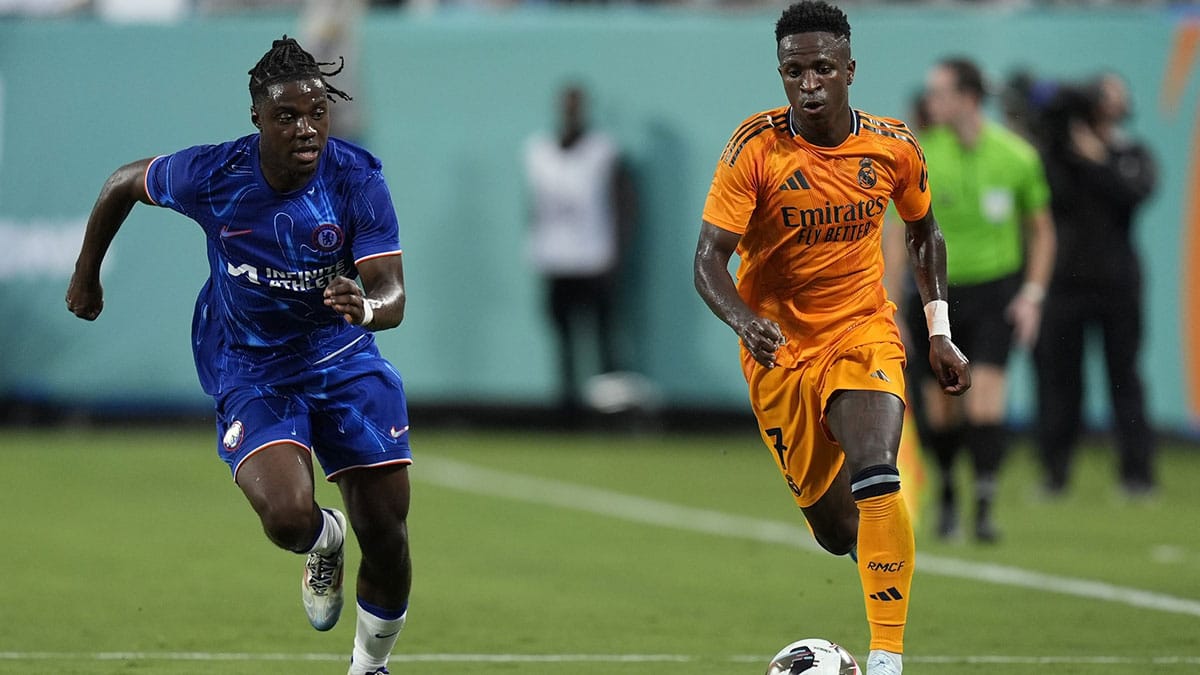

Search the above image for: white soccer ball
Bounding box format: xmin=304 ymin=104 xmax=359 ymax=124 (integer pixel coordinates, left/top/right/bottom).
xmin=765 ymin=638 xmax=861 ymax=675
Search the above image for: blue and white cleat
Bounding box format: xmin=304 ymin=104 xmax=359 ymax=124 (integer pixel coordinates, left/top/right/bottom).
xmin=865 ymin=649 xmax=902 ymax=675
xmin=301 ymin=508 xmax=346 ymax=631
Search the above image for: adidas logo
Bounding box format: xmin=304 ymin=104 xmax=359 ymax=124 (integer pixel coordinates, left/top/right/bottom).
xmin=869 ymin=369 xmax=890 ymax=383
xmin=779 ymin=169 xmax=811 ymax=191
xmin=869 ymin=587 xmax=904 ymax=602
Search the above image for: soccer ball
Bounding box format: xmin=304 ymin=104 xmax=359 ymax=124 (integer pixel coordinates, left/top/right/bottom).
xmin=765 ymin=638 xmax=861 ymax=674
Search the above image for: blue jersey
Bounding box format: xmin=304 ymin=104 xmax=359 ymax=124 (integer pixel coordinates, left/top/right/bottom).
xmin=145 ymin=135 xmax=402 ymax=395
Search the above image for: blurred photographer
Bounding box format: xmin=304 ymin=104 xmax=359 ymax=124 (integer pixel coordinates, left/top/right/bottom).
xmin=1033 ymin=73 xmax=1158 ymax=497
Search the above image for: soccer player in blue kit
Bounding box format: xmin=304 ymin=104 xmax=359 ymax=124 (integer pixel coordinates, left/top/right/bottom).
xmin=66 ymin=37 xmax=411 ymax=675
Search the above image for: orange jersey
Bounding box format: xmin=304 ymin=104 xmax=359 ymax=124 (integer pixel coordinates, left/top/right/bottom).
xmin=703 ymin=106 xmax=931 ymax=367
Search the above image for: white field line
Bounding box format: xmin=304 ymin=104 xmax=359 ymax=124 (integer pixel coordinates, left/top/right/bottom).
xmin=7 ymin=459 xmax=1197 ymax=668
xmin=415 ymin=456 xmax=1200 ymax=618
xmin=1 ymin=652 xmax=1199 ymax=666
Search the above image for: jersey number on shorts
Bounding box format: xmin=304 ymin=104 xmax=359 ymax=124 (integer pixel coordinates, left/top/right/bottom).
xmin=765 ymin=427 xmax=787 ymax=467
xmin=766 ymin=427 xmax=804 ymax=499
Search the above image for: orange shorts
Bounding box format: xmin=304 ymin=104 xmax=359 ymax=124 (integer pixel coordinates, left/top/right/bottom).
xmin=743 ymin=318 xmax=907 ymax=509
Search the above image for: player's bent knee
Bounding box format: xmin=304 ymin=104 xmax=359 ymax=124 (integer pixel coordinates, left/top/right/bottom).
xmin=815 ymin=535 xmax=856 ymax=556
xmin=813 ymin=518 xmax=858 ymax=556
xmin=258 ymin=503 xmax=322 ymax=553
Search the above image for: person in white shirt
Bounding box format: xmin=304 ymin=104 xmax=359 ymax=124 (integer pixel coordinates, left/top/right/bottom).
xmin=524 ymin=84 xmax=635 ymax=421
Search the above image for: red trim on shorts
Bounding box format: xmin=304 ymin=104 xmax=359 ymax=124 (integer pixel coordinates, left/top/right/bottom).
xmin=326 ymin=458 xmax=413 ymax=482
xmin=231 ymin=439 xmax=312 ymax=484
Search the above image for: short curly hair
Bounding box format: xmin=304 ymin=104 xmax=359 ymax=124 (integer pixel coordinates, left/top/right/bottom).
xmin=775 ymin=1 xmax=851 ymax=44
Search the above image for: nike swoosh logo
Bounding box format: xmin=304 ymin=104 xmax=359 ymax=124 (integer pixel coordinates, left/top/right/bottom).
xmin=220 ymin=225 xmax=253 ymax=238
xmin=389 ymin=426 xmax=409 ymax=439
xmin=374 ymin=630 xmax=400 ymax=639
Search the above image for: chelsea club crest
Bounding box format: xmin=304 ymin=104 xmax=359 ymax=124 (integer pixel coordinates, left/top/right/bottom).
xmin=312 ymin=223 xmax=344 ymax=252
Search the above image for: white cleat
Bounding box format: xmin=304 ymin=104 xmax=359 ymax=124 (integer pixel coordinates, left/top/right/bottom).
xmin=865 ymin=649 xmax=902 ymax=675
xmin=301 ymin=508 xmax=346 ymax=631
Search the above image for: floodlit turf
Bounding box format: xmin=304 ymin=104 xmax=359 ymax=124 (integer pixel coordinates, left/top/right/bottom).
xmin=1 ymin=426 xmax=1198 ymax=674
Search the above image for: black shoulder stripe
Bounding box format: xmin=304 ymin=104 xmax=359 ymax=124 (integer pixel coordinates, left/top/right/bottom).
xmin=861 ymin=122 xmax=925 ymax=162
xmin=721 ymin=114 xmax=776 ymax=160
xmin=723 ymin=123 xmax=775 ymax=166
xmin=719 ymin=117 xmax=765 ymax=158
xmin=859 ymin=112 xmax=914 ymax=133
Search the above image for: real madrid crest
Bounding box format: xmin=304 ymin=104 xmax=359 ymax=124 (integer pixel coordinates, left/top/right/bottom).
xmin=857 ymin=157 xmax=877 ymax=189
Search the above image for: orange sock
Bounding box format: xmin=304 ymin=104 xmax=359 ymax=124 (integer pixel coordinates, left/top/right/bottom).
xmin=855 ymin=489 xmax=914 ymax=653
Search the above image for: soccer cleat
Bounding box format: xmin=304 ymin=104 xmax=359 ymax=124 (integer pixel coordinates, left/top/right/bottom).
xmin=974 ymin=516 xmax=1001 ymax=544
xmin=347 ymin=663 xmax=389 ymax=675
xmin=974 ymin=499 xmax=1001 ymax=544
xmin=936 ymin=500 xmax=958 ymax=540
xmin=865 ymin=649 xmax=902 ymax=675
xmin=302 ymin=508 xmax=347 ymax=631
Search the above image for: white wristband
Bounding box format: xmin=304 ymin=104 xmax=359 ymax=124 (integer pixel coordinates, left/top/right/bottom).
xmin=1019 ymin=281 xmax=1046 ymax=304
xmin=924 ymin=300 xmax=951 ymax=339
xmin=360 ymin=298 xmax=375 ymax=327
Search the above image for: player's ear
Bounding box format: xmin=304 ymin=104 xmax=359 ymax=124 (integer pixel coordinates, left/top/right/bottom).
xmin=250 ymin=107 xmax=261 ymax=130
xmin=847 ymin=59 xmax=856 ymax=86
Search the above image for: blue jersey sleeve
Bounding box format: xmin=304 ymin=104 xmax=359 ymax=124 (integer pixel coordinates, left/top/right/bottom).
xmin=351 ymin=170 xmax=402 ymax=264
xmin=144 ymin=146 xmax=209 ymax=220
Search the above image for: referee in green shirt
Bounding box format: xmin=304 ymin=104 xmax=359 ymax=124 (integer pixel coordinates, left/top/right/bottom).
xmin=906 ymin=58 xmax=1055 ymax=542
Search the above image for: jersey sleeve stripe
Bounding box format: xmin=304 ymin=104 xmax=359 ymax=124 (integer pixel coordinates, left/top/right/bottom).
xmin=722 ymin=123 xmax=774 ymax=166
xmin=861 ymin=121 xmax=925 ymax=162
xmin=721 ymin=123 xmax=769 ymax=164
xmin=727 ymin=114 xmax=775 ymax=148
xmin=355 ymin=249 xmax=403 ymax=266
xmin=143 ymin=155 xmax=166 ymax=206
xmin=858 ymin=112 xmax=921 ymax=144
xmin=720 ymin=112 xmax=781 ymax=164
xmin=723 ymin=116 xmax=769 ymax=153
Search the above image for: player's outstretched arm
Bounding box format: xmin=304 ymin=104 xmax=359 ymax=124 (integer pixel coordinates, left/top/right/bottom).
xmin=903 ymin=207 xmax=971 ymax=395
xmin=66 ymin=158 xmax=156 ymax=321
xmin=693 ymin=220 xmax=785 ymax=368
xmin=324 ymin=253 xmax=405 ymax=331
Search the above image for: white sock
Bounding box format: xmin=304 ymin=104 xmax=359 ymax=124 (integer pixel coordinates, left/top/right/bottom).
xmin=350 ymin=602 xmax=406 ymax=673
xmin=304 ymin=508 xmax=344 ymax=555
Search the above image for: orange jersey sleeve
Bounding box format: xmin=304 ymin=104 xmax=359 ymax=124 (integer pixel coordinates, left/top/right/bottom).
xmin=702 ymin=108 xmax=929 ymax=367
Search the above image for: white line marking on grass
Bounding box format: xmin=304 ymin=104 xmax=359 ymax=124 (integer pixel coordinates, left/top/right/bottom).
xmin=0 ymin=652 xmax=688 ymax=663
xmin=416 ymin=457 xmax=1200 ymax=618
xmin=2 ymin=652 xmax=1199 ymax=666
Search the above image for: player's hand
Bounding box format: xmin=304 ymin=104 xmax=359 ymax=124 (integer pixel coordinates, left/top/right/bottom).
xmin=1006 ymin=293 xmax=1043 ymax=349
xmin=66 ymin=273 xmax=104 ymax=321
xmin=323 ymin=275 xmax=369 ymax=325
xmin=929 ymin=335 xmax=970 ymax=396
xmin=732 ymin=313 xmax=786 ymax=368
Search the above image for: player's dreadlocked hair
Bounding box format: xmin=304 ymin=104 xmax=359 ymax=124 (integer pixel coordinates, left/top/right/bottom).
xmin=248 ymin=35 xmax=352 ymax=105
xmin=775 ymin=1 xmax=851 ymax=45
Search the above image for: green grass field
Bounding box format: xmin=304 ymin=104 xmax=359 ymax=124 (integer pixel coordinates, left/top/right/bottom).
xmin=2 ymin=426 xmax=1198 ymax=674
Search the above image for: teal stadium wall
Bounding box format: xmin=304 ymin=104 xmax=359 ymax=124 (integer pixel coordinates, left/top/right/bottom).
xmin=0 ymin=7 xmax=1194 ymax=430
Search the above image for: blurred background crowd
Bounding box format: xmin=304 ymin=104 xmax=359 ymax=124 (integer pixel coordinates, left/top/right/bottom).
xmin=1 ymin=1 xmax=1197 ymax=482
xmin=2 ymin=0 xmax=1198 ymax=19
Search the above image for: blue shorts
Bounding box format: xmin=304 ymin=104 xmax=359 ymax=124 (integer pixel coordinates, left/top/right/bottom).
xmin=213 ymin=348 xmax=412 ymax=482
